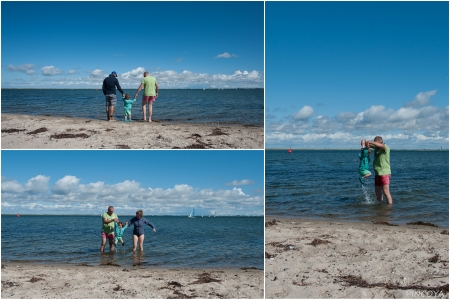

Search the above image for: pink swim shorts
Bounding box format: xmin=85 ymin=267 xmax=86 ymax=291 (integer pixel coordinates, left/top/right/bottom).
xmin=101 ymin=232 xmax=115 ymax=241
xmin=375 ymin=174 xmax=391 ymax=186
xmin=142 ymin=96 xmax=156 ymax=103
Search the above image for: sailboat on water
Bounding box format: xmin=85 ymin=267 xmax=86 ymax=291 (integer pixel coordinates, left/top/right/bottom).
xmin=188 ymin=208 xmax=196 ymax=218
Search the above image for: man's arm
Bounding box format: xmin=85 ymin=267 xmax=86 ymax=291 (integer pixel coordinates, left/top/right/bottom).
xmin=115 ymin=78 xmax=125 ymax=97
xmin=135 ymin=83 xmax=144 ymax=98
xmin=367 ymin=141 xmax=385 ymax=151
xmin=155 ymin=82 xmax=159 ymax=98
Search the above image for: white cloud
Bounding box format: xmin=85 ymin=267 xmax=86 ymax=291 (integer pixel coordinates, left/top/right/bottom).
xmin=291 ymin=106 xmax=314 ymax=120
xmin=90 ymin=69 xmax=105 ymax=78
xmin=266 ymin=90 xmax=448 ymax=149
xmin=52 ymin=175 xmax=80 ymax=195
xmin=215 ymin=52 xmax=238 ymax=58
xmin=25 ymin=175 xmax=50 ymax=194
xmin=7 ymin=64 xmax=35 ymax=75
xmin=225 ymin=179 xmax=256 ymax=186
xmin=2 ymin=67 xmax=263 ymax=89
xmin=121 ymin=67 xmax=146 ymax=79
xmin=42 ymin=66 xmax=62 ymax=76
xmin=405 ymin=90 xmax=437 ymax=107
xmin=68 ymin=70 xmax=77 ymax=75
xmin=1 ymin=177 xmax=263 ymax=215
xmin=1 ymin=177 xmax=24 ymax=193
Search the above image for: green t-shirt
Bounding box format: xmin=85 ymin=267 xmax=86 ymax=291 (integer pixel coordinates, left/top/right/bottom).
xmin=141 ymin=76 xmax=157 ymax=96
xmin=373 ymin=144 xmax=391 ymax=175
xmin=101 ymin=212 xmax=118 ymax=234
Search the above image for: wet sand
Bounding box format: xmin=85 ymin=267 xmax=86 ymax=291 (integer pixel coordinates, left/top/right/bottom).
xmin=1 ymin=262 xmax=263 ymax=299
xmin=265 ymin=218 xmax=449 ymax=299
xmin=1 ymin=114 xmax=263 ymax=149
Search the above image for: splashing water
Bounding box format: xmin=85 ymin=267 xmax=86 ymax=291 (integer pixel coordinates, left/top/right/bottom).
xmin=361 ymin=184 xmax=375 ymax=203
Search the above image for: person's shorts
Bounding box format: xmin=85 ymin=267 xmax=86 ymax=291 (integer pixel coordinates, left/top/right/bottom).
xmin=375 ymin=174 xmax=391 ymax=186
xmin=359 ymin=169 xmax=371 ymax=177
xmin=142 ymin=96 xmax=156 ymax=103
xmin=105 ymin=94 xmax=117 ymax=107
xmin=114 ymin=236 xmax=122 ymax=243
xmin=101 ymin=232 xmax=115 ymax=241
xmin=124 ymin=109 xmax=132 ymax=116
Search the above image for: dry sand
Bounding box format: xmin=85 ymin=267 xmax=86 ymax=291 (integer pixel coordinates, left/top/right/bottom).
xmin=265 ymin=218 xmax=449 ymax=299
xmin=1 ymin=114 xmax=263 ymax=149
xmin=1 ymin=263 xmax=263 ymax=299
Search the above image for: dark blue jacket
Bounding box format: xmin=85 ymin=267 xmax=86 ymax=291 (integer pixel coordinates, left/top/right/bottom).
xmin=102 ymin=75 xmax=124 ymax=95
xmin=128 ymin=217 xmax=155 ymax=236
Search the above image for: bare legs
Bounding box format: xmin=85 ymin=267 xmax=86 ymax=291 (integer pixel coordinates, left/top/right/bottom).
xmin=100 ymin=237 xmax=115 ymax=252
xmin=133 ymin=234 xmax=145 ymax=251
xmin=141 ymin=101 xmax=153 ymax=122
xmin=106 ymin=105 xmax=115 ymax=121
xmin=375 ymin=185 xmax=393 ymax=205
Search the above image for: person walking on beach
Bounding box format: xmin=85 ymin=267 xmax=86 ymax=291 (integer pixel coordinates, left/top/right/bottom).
xmin=134 ymin=71 xmax=159 ymax=122
xmin=367 ymin=136 xmax=392 ymax=204
xmin=100 ymin=206 xmax=119 ymax=252
xmin=128 ymin=209 xmax=156 ymax=251
xmin=102 ymin=71 xmax=125 ymax=121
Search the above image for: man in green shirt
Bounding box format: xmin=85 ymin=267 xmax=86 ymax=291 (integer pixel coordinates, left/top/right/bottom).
xmin=134 ymin=72 xmax=159 ymax=122
xmin=368 ymin=136 xmax=393 ymax=205
xmin=100 ymin=206 xmax=118 ymax=252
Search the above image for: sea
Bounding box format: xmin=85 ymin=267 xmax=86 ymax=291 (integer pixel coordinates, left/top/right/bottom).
xmin=266 ymin=150 xmax=449 ymax=227
xmin=1 ymin=215 xmax=264 ymax=269
xmin=0 ymin=89 xmax=264 ymax=126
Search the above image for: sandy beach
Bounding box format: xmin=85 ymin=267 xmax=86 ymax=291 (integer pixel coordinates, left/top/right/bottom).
xmin=1 ymin=263 xmax=263 ymax=299
xmin=1 ymin=114 xmax=263 ymax=149
xmin=265 ymin=218 xmax=449 ymax=299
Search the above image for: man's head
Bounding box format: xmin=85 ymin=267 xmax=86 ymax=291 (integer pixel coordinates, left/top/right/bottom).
xmin=111 ymin=71 xmax=118 ymax=77
xmin=107 ymin=206 xmax=114 ymax=215
xmin=374 ymin=136 xmax=383 ymax=143
xmin=143 ymin=72 xmax=149 ymax=77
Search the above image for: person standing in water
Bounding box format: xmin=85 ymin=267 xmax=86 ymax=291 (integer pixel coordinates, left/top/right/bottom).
xmin=134 ymin=72 xmax=159 ymax=122
xmin=128 ymin=209 xmax=156 ymax=251
xmin=368 ymin=136 xmax=392 ymax=205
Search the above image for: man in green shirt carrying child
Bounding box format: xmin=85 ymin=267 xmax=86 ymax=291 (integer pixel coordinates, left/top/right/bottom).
xmin=367 ymin=136 xmax=393 ymax=205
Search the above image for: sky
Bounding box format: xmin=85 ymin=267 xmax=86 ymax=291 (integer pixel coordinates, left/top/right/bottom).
xmin=265 ymin=1 xmax=449 ymax=150
xmin=1 ymin=1 xmax=263 ymax=89
xmin=1 ymin=150 xmax=264 ymax=216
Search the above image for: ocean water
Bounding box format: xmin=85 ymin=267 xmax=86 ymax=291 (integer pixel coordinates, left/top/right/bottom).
xmin=1 ymin=89 xmax=264 ymax=126
xmin=1 ymin=215 xmax=263 ymax=269
xmin=266 ymin=150 xmax=449 ymax=227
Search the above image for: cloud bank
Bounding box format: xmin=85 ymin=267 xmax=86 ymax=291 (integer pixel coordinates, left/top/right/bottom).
xmin=3 ymin=66 xmax=263 ymax=89
xmin=1 ymin=176 xmax=263 ymax=216
xmin=266 ymin=90 xmax=448 ymax=149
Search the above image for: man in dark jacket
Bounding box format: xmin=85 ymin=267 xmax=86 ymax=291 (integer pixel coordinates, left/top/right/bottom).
xmin=102 ymin=71 xmax=125 ymax=121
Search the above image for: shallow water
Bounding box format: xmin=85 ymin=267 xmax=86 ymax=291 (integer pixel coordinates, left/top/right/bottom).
xmin=1 ymin=215 xmax=264 ymax=268
xmin=265 ymin=150 xmax=449 ymax=227
xmin=1 ymin=89 xmax=264 ymax=126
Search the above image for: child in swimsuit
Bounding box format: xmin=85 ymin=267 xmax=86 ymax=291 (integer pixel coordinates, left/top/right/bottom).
xmin=359 ymin=139 xmax=372 ymax=184
xmin=114 ymin=221 xmax=128 ymax=246
xmin=123 ymin=94 xmax=137 ymax=122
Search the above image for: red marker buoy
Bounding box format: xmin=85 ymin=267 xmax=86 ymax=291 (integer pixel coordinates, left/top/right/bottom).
xmin=287 ymin=147 xmax=292 ymax=153
xmin=17 ymin=213 xmax=20 ymax=218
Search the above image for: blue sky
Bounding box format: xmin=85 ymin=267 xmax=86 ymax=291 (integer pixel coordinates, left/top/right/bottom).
xmin=1 ymin=150 xmax=264 ymax=216
xmin=266 ymin=1 xmax=449 ymax=149
xmin=1 ymin=1 xmax=263 ymax=89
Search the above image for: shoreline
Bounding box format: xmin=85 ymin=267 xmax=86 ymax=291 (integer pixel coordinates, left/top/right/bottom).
xmin=1 ymin=113 xmax=263 ymax=149
xmin=265 ymin=218 xmax=449 ymax=298
xmin=266 ymin=215 xmax=449 ymax=229
xmin=1 ymin=262 xmax=263 ymax=298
